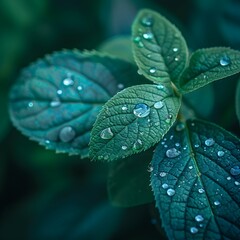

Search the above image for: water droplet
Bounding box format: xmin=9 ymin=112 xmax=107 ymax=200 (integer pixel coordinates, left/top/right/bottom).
xmin=220 ymin=56 xmax=230 ymax=66
xmin=122 ymin=105 xmax=128 ymax=111
xmin=162 ymin=183 xmax=168 ymax=189
xmin=166 ymin=148 xmax=181 ymax=158
xmin=59 ymin=126 xmax=76 ymax=142
xmin=133 ymin=103 xmax=150 ymax=118
xmin=154 ymin=101 xmax=164 ymax=109
xmin=45 ymin=140 xmax=50 ymax=144
xmin=133 ymin=139 xmax=143 ymax=150
xmin=198 ymin=188 xmax=205 ymax=194
xmin=57 ymin=90 xmax=62 ymax=95
xmin=122 ymin=145 xmax=127 ymax=150
xmin=227 ymin=176 xmax=231 ymax=180
xmin=77 ymin=85 xmax=83 ymax=91
xmin=50 ymin=100 xmax=61 ymax=107
xmin=189 ymin=166 xmax=193 ymax=170
xmin=147 ymin=166 xmax=153 ymax=172
xmin=214 ymin=200 xmax=220 ymax=206
xmin=174 ymin=57 xmax=179 ymax=61
xmin=149 ymin=67 xmax=156 ymax=74
xmin=217 ymin=150 xmax=225 ymax=157
xmin=141 ymin=16 xmax=154 ymax=27
xmin=205 ymin=138 xmax=215 ymax=147
xmin=117 ymin=83 xmax=124 ymax=89
xmin=159 ymin=172 xmax=167 ymax=177
xmin=156 ymin=84 xmax=164 ymax=90
xmin=63 ymin=76 xmax=74 ymax=86
xmin=195 ymin=215 xmax=204 ymax=222
xmin=133 ymin=36 xmax=141 ymax=43
xmin=230 ymin=166 xmax=240 ymax=176
xmin=190 ymin=227 xmax=198 ymax=234
xmin=175 ymin=143 xmax=180 ymax=147
xmin=167 ymin=188 xmax=175 ymax=196
xmin=199 ymin=224 xmax=204 ymax=228
xmin=194 ymin=144 xmax=200 ymax=148
xmin=100 ymin=127 xmax=114 ymax=140
xmin=143 ymin=32 xmax=153 ymax=40
xmin=235 ymin=181 xmax=240 ymax=186
xmin=147 ymin=54 xmax=151 ymax=58
xmin=28 ymin=102 xmax=33 ymax=108
xmin=176 ymin=122 xmax=185 ymax=131
xmin=137 ymin=69 xmax=143 ymax=75
xmin=173 ymin=47 xmax=178 ymax=52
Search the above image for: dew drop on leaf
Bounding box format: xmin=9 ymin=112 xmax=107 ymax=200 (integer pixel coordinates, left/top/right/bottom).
xmin=100 ymin=127 xmax=114 ymax=140
xmin=133 ymin=139 xmax=143 ymax=150
xmin=122 ymin=105 xmax=128 ymax=111
xmin=166 ymin=148 xmax=181 ymax=158
xmin=174 ymin=57 xmax=179 ymax=61
xmin=149 ymin=67 xmax=156 ymax=74
xmin=166 ymin=188 xmax=175 ymax=196
xmin=175 ymin=122 xmax=185 ymax=131
xmin=154 ymin=101 xmax=164 ymax=109
xmin=214 ymin=200 xmax=221 ymax=206
xmin=205 ymin=138 xmax=215 ymax=146
xmin=159 ymin=172 xmax=167 ymax=177
xmin=195 ymin=215 xmax=204 ymax=222
xmin=77 ymin=85 xmax=83 ymax=91
xmin=28 ymin=102 xmax=33 ymax=108
xmin=156 ymin=84 xmax=164 ymax=90
xmin=59 ymin=126 xmax=76 ymax=143
xmin=220 ymin=56 xmax=231 ymax=66
xmin=133 ymin=103 xmax=150 ymax=118
xmin=198 ymin=188 xmax=205 ymax=194
xmin=63 ymin=76 xmax=74 ymax=86
xmin=117 ymin=83 xmax=124 ymax=89
xmin=190 ymin=227 xmax=198 ymax=234
xmin=235 ymin=181 xmax=240 ymax=186
xmin=162 ymin=183 xmax=169 ymax=189
xmin=50 ymin=100 xmax=61 ymax=107
xmin=230 ymin=166 xmax=240 ymax=176
xmin=173 ymin=47 xmax=178 ymax=52
xmin=143 ymin=32 xmax=153 ymax=40
xmin=121 ymin=145 xmax=127 ymax=150
xmin=217 ymin=150 xmax=225 ymax=157
xmin=194 ymin=144 xmax=200 ymax=148
xmin=227 ymin=176 xmax=231 ymax=180
xmin=147 ymin=166 xmax=154 ymax=172
xmin=141 ymin=16 xmax=154 ymax=27
xmin=137 ymin=69 xmax=143 ymax=75
xmin=57 ymin=89 xmax=62 ymax=95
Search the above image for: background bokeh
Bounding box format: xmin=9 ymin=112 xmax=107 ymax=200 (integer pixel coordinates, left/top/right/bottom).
xmin=0 ymin=0 xmax=240 ymax=239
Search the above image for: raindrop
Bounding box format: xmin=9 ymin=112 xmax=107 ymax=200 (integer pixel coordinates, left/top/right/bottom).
xmin=235 ymin=181 xmax=240 ymax=186
xmin=167 ymin=188 xmax=175 ymax=196
xmin=117 ymin=83 xmax=124 ymax=89
xmin=174 ymin=57 xmax=179 ymax=61
xmin=154 ymin=101 xmax=164 ymax=109
xmin=156 ymin=84 xmax=164 ymax=90
xmin=63 ymin=75 xmax=74 ymax=86
xmin=230 ymin=166 xmax=240 ymax=176
xmin=220 ymin=56 xmax=230 ymax=66
xmin=100 ymin=127 xmax=114 ymax=140
xmin=137 ymin=69 xmax=143 ymax=75
xmin=147 ymin=166 xmax=153 ymax=172
xmin=143 ymin=32 xmax=153 ymax=40
xmin=149 ymin=67 xmax=156 ymax=74
xmin=159 ymin=172 xmax=167 ymax=177
xmin=133 ymin=139 xmax=143 ymax=150
xmin=122 ymin=145 xmax=127 ymax=150
xmin=122 ymin=106 xmax=128 ymax=111
xmin=217 ymin=151 xmax=225 ymax=157
xmin=190 ymin=227 xmax=198 ymax=234
xmin=214 ymin=200 xmax=220 ymax=206
xmin=50 ymin=100 xmax=61 ymax=107
xmin=141 ymin=16 xmax=154 ymax=27
xmin=133 ymin=36 xmax=141 ymax=43
xmin=195 ymin=215 xmax=204 ymax=222
xmin=198 ymin=188 xmax=205 ymax=194
xmin=77 ymin=85 xmax=83 ymax=91
xmin=147 ymin=54 xmax=151 ymax=58
xmin=173 ymin=47 xmax=178 ymax=52
xmin=189 ymin=166 xmax=193 ymax=170
xmin=162 ymin=183 xmax=169 ymax=189
xmin=45 ymin=140 xmax=50 ymax=144
xmin=28 ymin=102 xmax=33 ymax=108
xmin=227 ymin=176 xmax=231 ymax=180
xmin=57 ymin=90 xmax=63 ymax=95
xmin=205 ymin=138 xmax=215 ymax=147
xmin=166 ymin=148 xmax=181 ymax=158
xmin=176 ymin=122 xmax=185 ymax=131
xmin=59 ymin=126 xmax=76 ymax=143
xmin=194 ymin=144 xmax=200 ymax=148
xmin=133 ymin=103 xmax=150 ymax=118
xmin=175 ymin=143 xmax=180 ymax=147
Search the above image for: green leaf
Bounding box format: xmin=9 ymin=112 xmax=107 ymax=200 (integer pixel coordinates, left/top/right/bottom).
xmin=151 ymin=119 xmax=240 ymax=240
xmin=108 ymin=148 xmax=154 ymax=207
xmin=90 ymin=83 xmax=181 ymax=161
xmin=98 ymin=36 xmax=134 ymax=63
xmin=236 ymin=79 xmax=240 ymax=124
xmin=132 ymin=9 xmax=188 ymax=84
xmin=0 ymin=90 xmax=10 ymax=142
xmin=178 ymin=47 xmax=240 ymax=93
xmin=9 ymin=50 xmax=142 ymax=158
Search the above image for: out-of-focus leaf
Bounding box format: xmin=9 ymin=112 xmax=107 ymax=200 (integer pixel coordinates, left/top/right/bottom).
xmin=236 ymin=79 xmax=240 ymax=124
xmin=108 ymin=148 xmax=154 ymax=207
xmin=90 ymin=83 xmax=181 ymax=161
xmin=98 ymin=36 xmax=134 ymax=63
xmin=9 ymin=50 xmax=142 ymax=158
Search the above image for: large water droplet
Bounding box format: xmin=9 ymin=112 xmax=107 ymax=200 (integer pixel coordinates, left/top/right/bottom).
xmin=143 ymin=32 xmax=153 ymax=40
xmin=50 ymin=100 xmax=61 ymax=107
xmin=235 ymin=181 xmax=240 ymax=186
xmin=194 ymin=144 xmax=200 ymax=148
xmin=162 ymin=183 xmax=168 ymax=189
xmin=166 ymin=148 xmax=181 ymax=158
xmin=141 ymin=16 xmax=154 ymax=27
xmin=28 ymin=102 xmax=33 ymax=108
xmin=100 ymin=127 xmax=114 ymax=140
xmin=77 ymin=85 xmax=83 ymax=91
xmin=59 ymin=126 xmax=76 ymax=142
xmin=205 ymin=138 xmax=215 ymax=147
xmin=195 ymin=215 xmax=204 ymax=222
xmin=230 ymin=166 xmax=240 ymax=176
xmin=137 ymin=69 xmax=143 ymax=75
xmin=167 ymin=188 xmax=175 ymax=196
xmin=176 ymin=122 xmax=185 ymax=131
xmin=149 ymin=67 xmax=156 ymax=74
xmin=217 ymin=150 xmax=225 ymax=157
xmin=122 ymin=145 xmax=127 ymax=150
xmin=63 ymin=76 xmax=74 ymax=86
xmin=214 ymin=200 xmax=220 ymax=206
xmin=198 ymin=188 xmax=205 ymax=194
xmin=57 ymin=90 xmax=62 ymax=95
xmin=220 ymin=56 xmax=230 ymax=66
xmin=159 ymin=172 xmax=167 ymax=177
xmin=133 ymin=103 xmax=150 ymax=118
xmin=227 ymin=176 xmax=231 ymax=180
xmin=147 ymin=166 xmax=153 ymax=172
xmin=133 ymin=36 xmax=141 ymax=43
xmin=154 ymin=101 xmax=164 ymax=109
xmin=173 ymin=47 xmax=178 ymax=52
xmin=190 ymin=227 xmax=198 ymax=234
xmin=133 ymin=139 xmax=143 ymax=150
xmin=122 ymin=105 xmax=128 ymax=111
xmin=156 ymin=84 xmax=164 ymax=90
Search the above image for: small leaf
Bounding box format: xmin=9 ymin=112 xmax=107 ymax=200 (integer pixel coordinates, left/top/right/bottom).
xmin=132 ymin=9 xmax=188 ymax=84
xmin=151 ymin=119 xmax=240 ymax=240
xmin=108 ymin=149 xmax=154 ymax=207
xmin=9 ymin=50 xmax=142 ymax=157
xmin=178 ymin=47 xmax=240 ymax=93
xmin=236 ymin=79 xmax=240 ymax=124
xmin=90 ymin=83 xmax=181 ymax=161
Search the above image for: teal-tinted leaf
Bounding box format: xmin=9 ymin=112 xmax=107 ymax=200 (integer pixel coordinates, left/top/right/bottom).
xmin=151 ymin=119 xmax=240 ymax=240
xmin=98 ymin=36 xmax=134 ymax=63
xmin=108 ymin=148 xmax=154 ymax=207
xmin=9 ymin=50 xmax=142 ymax=157
xmin=132 ymin=9 xmax=188 ymax=84
xmin=90 ymin=83 xmax=181 ymax=161
xmin=179 ymin=47 xmax=240 ymax=93
xmin=0 ymin=91 xmax=10 ymax=142
xmin=236 ymin=79 xmax=240 ymax=124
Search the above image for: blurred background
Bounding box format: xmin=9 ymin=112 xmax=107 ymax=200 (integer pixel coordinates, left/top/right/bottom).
xmin=0 ymin=0 xmax=240 ymax=239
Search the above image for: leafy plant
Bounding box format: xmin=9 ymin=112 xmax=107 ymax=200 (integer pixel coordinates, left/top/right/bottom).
xmin=9 ymin=8 xmax=240 ymax=240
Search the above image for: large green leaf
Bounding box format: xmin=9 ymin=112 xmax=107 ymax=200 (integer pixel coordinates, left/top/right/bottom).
xmin=236 ymin=79 xmax=240 ymax=124
xmin=90 ymin=83 xmax=181 ymax=161
xmin=132 ymin=9 xmax=188 ymax=84
xmin=108 ymin=148 xmax=154 ymax=207
xmin=179 ymin=47 xmax=240 ymax=93
xmin=151 ymin=119 xmax=240 ymax=240
xmin=9 ymin=50 xmax=142 ymax=158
